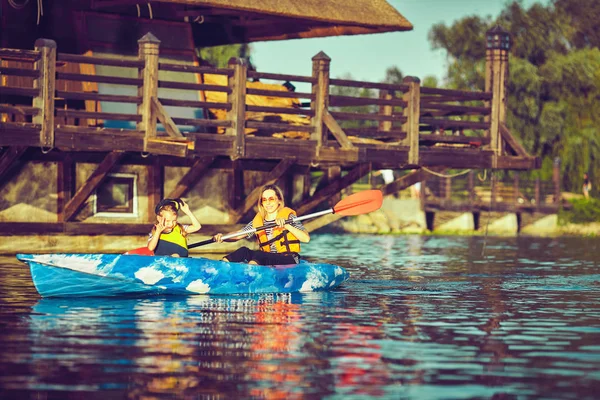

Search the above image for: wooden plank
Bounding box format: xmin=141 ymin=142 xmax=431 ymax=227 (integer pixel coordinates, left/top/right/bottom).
xmin=248 ymin=71 xmax=314 ymax=84
xmin=329 ymin=78 xmax=408 ymax=92
xmin=229 ymin=158 xmax=296 ymax=223
xmin=329 ymin=111 xmax=406 ymax=123
xmin=58 ymin=53 xmax=144 ymax=68
xmin=0 ymin=104 xmax=39 ymax=116
xmin=420 ymin=87 xmax=492 ymax=99
xmin=296 ymin=163 xmax=371 ymax=215
xmin=63 ymin=152 xmax=124 ymax=221
xmin=494 ymin=155 xmax=539 ymax=170
xmin=159 ymin=81 xmax=231 ymax=93
xmin=159 ymin=62 xmax=233 ymax=76
xmin=56 ymin=90 xmax=140 ymax=103
xmin=151 ymin=97 xmax=183 ymax=138
xmin=57 ymin=72 xmax=143 ymax=86
xmin=331 ymin=94 xmax=406 ymax=108
xmin=246 ymin=105 xmax=314 ymax=116
xmin=323 ymin=109 xmax=354 ymax=149
xmin=244 ymin=137 xmax=317 ymax=161
xmin=245 ymin=120 xmax=313 ymax=132
xmin=0 ymin=86 xmax=38 ymax=97
xmin=166 ymin=157 xmax=214 ymax=199
xmin=0 ymin=146 xmax=28 ymax=186
xmin=247 ymin=88 xmax=314 ymax=99
xmin=145 ymin=138 xmax=193 ymax=158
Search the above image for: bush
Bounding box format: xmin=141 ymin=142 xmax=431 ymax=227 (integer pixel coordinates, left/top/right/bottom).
xmin=559 ymin=198 xmax=600 ymax=224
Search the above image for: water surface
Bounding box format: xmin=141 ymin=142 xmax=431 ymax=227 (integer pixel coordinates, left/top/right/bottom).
xmin=0 ymin=235 xmax=599 ymax=399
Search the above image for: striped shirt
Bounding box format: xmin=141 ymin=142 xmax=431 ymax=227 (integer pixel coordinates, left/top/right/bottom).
xmin=244 ymin=217 xmax=305 ymax=253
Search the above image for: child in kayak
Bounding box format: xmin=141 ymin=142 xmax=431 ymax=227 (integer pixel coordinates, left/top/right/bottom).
xmin=148 ymin=198 xmax=202 ymax=257
xmin=214 ymin=184 xmax=310 ymax=265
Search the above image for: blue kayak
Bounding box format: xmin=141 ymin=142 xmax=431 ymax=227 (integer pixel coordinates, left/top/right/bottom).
xmin=16 ymin=253 xmax=350 ymax=298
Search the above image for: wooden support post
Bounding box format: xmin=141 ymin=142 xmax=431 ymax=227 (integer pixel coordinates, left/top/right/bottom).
xmin=230 ymin=159 xmax=244 ymax=210
xmin=420 ymin=179 xmax=426 ymax=211
xmin=553 ymin=157 xmax=561 ymax=204
xmin=444 ymin=176 xmax=451 ymax=200
xmin=148 ymin=158 xmax=163 ymax=223
xmin=57 ymin=155 xmax=74 ymax=223
xmin=485 ymin=26 xmax=510 ymax=166
xmin=137 ymin=33 xmax=160 ymax=152
xmin=378 ymin=89 xmax=393 ymax=132
xmin=468 ymin=170 xmax=475 ymax=205
xmin=402 ymin=76 xmax=420 ymax=166
xmin=514 ymin=172 xmax=519 ymax=205
xmin=226 ymin=58 xmax=248 ymax=159
xmin=327 ymin=166 xmax=342 ymax=206
xmin=33 ymin=39 xmax=56 ymax=149
xmin=311 ymin=52 xmax=331 ymax=152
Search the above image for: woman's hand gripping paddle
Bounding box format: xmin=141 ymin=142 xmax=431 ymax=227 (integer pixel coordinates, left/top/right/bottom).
xmin=187 ymin=189 xmax=384 ymax=249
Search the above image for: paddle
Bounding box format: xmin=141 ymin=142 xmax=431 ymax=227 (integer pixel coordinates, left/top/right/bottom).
xmin=188 ymin=189 xmax=383 ymax=249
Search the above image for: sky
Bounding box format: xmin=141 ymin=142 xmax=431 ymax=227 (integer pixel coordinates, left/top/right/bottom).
xmin=251 ymin=0 xmax=549 ymax=85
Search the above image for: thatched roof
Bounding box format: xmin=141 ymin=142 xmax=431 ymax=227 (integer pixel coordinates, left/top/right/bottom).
xmin=94 ymin=0 xmax=413 ymax=45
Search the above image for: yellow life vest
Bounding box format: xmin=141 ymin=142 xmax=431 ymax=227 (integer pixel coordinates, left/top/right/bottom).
xmin=252 ymin=207 xmax=301 ymax=253
xmin=155 ymin=224 xmax=188 ymax=257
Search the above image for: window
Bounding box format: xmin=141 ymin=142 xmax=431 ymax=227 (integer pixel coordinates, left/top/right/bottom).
xmin=94 ymin=173 xmax=137 ymax=217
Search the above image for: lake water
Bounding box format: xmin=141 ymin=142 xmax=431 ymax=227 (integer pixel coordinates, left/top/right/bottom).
xmin=0 ymin=234 xmax=599 ymax=399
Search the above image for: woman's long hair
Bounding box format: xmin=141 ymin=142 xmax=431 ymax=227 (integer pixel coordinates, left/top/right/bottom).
xmin=151 ymin=204 xmax=188 ymax=237
xmin=256 ymin=184 xmax=285 ymax=220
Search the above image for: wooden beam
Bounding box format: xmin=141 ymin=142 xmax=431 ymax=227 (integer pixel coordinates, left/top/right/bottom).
xmin=63 ymin=152 xmax=124 ymax=221
xmin=323 ymin=110 xmax=354 ymax=149
xmin=166 ymin=157 xmax=214 ymax=199
xmin=229 ymin=158 xmax=296 ymax=223
xmin=151 ymin=97 xmax=184 ymax=138
xmin=0 ymin=146 xmax=28 ymax=188
xmin=499 ymin=123 xmax=529 ymax=157
xmin=230 ymin=159 xmax=244 ymax=210
xmin=296 ymin=163 xmax=371 ymax=215
xmin=379 ymin=168 xmax=442 ymax=197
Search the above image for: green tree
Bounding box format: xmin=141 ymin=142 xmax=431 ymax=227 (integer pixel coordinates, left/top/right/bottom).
xmin=428 ymin=0 xmax=600 ymax=194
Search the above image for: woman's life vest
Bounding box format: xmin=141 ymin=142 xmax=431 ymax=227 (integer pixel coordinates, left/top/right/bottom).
xmin=252 ymin=207 xmax=301 ymax=253
xmin=154 ymin=224 xmax=188 ymax=257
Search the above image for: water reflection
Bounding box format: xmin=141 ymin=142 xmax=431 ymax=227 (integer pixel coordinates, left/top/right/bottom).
xmin=1 ymin=235 xmax=600 ymax=399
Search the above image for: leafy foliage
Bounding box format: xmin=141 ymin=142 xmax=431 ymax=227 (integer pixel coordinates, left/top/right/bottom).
xmin=197 ymin=44 xmax=252 ymax=68
xmin=559 ymin=198 xmax=600 ymax=224
xmin=427 ymin=0 xmax=600 ymax=194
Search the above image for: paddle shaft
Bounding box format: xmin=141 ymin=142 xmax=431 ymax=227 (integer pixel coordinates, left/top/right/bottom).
xmin=188 ymin=208 xmax=334 ymax=249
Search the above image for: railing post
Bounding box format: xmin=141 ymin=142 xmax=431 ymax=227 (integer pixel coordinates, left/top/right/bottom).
xmin=553 ymin=157 xmax=561 ymax=204
xmin=226 ymin=57 xmax=248 ymax=159
xmin=33 ymin=38 xmax=56 ymax=149
xmin=402 ymin=76 xmax=420 ymax=166
xmin=311 ymin=52 xmax=331 ymax=152
xmin=137 ymin=33 xmax=160 ymax=152
xmin=485 ymin=26 xmax=511 ymax=165
xmin=378 ymin=89 xmax=393 ymax=132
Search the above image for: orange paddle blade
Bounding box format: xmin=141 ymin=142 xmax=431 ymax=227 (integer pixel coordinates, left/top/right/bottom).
xmin=333 ymin=190 xmax=383 ymax=216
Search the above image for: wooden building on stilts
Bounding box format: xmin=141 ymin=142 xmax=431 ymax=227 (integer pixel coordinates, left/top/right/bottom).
xmin=0 ymin=1 xmax=537 ymax=253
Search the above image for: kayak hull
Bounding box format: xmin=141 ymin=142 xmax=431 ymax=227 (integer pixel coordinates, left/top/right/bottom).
xmin=16 ymin=253 xmax=349 ymax=298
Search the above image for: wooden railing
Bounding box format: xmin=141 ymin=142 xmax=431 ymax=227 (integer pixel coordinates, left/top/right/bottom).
xmin=0 ymin=34 xmax=521 ymax=166
xmin=421 ymin=170 xmax=565 ymax=213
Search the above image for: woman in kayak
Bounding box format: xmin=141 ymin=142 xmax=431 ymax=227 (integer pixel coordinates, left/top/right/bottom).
xmin=214 ymin=184 xmax=310 ymax=265
xmin=148 ymin=198 xmax=202 ymax=257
